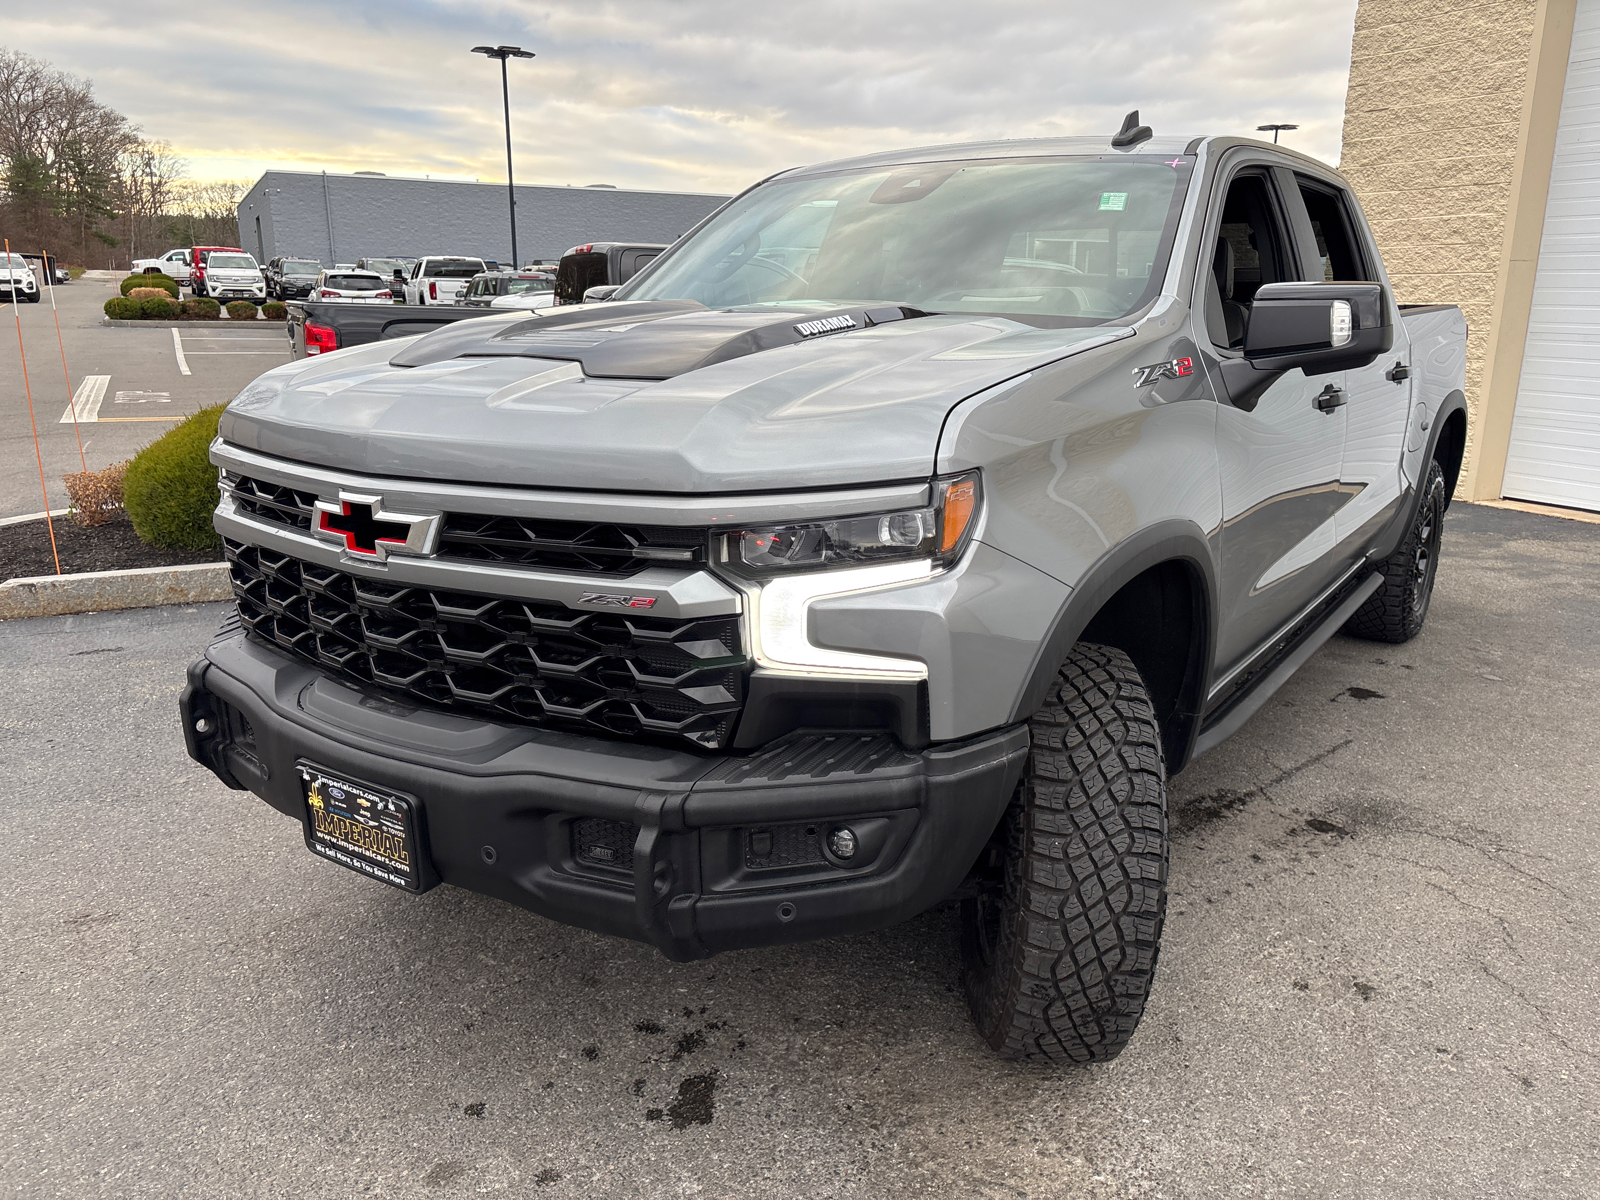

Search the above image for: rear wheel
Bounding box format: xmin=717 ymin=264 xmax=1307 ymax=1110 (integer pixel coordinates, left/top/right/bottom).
xmin=1344 ymin=458 xmax=1447 ymax=643
xmin=961 ymin=642 xmax=1168 ymax=1064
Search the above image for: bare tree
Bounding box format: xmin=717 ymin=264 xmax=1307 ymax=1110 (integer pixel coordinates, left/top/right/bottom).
xmin=0 ymin=47 xmax=140 ymax=264
xmin=118 ymin=139 xmax=187 ymax=260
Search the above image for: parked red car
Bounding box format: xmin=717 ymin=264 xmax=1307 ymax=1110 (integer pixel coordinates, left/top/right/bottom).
xmin=189 ymin=246 xmax=246 ymax=295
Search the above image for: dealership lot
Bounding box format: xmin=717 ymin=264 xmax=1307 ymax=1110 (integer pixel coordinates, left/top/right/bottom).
xmin=0 ymin=280 xmax=287 ymax=520
xmin=1 ymin=502 xmax=1595 ymax=1199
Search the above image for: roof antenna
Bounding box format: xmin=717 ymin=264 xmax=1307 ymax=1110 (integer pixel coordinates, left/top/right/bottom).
xmin=1111 ymin=110 xmax=1153 ymax=149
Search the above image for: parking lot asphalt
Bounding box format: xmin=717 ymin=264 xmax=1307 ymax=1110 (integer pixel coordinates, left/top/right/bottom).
xmin=0 ymin=280 xmax=289 ymax=519
xmin=1 ymin=501 xmax=1596 ymax=1199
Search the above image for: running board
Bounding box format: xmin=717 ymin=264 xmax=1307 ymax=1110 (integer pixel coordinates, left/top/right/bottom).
xmin=1192 ymin=571 xmax=1383 ymax=761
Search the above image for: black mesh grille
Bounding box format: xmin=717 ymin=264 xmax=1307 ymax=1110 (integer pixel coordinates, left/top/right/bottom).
xmin=746 ymin=823 xmax=825 ymax=869
xmin=437 ymin=514 xmax=706 ymax=576
xmin=229 ymin=475 xmax=317 ymax=531
xmin=228 ymin=474 xmax=708 ymax=577
xmin=572 ymin=818 xmax=637 ymax=871
xmin=225 ymin=539 xmax=747 ymax=749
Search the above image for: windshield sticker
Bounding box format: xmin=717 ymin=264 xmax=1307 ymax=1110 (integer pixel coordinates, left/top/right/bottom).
xmin=1099 ymin=192 xmax=1128 ymax=211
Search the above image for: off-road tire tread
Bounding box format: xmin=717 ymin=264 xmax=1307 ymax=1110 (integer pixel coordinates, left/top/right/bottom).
xmin=1344 ymin=459 xmax=1447 ymax=643
xmin=962 ymin=643 xmax=1168 ymax=1064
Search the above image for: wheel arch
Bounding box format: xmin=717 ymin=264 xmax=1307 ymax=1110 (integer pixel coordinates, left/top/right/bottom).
xmin=1433 ymin=390 xmax=1468 ymax=505
xmin=1009 ymin=521 xmax=1216 ymax=775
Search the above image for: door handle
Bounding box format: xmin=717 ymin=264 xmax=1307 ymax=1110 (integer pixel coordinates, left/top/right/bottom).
xmin=1315 ymin=384 xmax=1347 ymax=412
xmin=1386 ymin=361 xmax=1411 ymax=383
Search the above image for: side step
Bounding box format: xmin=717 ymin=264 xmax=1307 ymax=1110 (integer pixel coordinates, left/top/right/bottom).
xmin=1192 ymin=571 xmax=1382 ymax=761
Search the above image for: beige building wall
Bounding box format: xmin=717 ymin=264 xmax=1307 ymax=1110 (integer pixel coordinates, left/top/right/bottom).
xmin=1339 ymin=0 xmax=1576 ymax=498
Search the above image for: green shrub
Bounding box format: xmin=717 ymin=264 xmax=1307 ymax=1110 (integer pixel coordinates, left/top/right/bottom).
xmin=260 ymin=300 xmax=287 ymax=320
xmin=181 ymin=297 xmax=221 ymax=319
xmin=139 ymin=295 xmax=178 ymax=319
xmin=104 ymin=296 xmax=140 ymax=320
xmin=120 ymin=272 xmax=178 ymax=298
xmin=225 ymin=300 xmax=257 ymax=320
xmin=125 ymin=405 xmax=225 ymax=552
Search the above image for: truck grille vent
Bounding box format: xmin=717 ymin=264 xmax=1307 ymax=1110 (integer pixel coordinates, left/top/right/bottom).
xmin=572 ymin=818 xmax=637 ymax=871
xmin=227 ymin=473 xmax=708 ymax=577
xmin=225 ymin=539 xmax=747 ymax=749
xmin=229 ymin=474 xmax=317 ymax=532
xmin=437 ymin=514 xmax=706 ymax=576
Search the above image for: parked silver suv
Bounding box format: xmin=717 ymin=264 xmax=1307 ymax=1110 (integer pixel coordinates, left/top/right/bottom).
xmin=183 ymin=125 xmax=1467 ymax=1063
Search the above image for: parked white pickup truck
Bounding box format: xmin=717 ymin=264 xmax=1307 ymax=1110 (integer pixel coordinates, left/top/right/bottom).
xmin=131 ymin=248 xmax=194 ymax=283
xmin=401 ymin=256 xmax=487 ymax=306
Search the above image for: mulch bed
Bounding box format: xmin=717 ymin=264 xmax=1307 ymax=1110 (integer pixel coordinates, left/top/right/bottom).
xmin=0 ymin=513 xmax=219 ymax=582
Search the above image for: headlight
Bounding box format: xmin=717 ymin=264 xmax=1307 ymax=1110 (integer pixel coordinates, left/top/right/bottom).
xmin=724 ymin=473 xmax=980 ymax=575
xmin=723 ymin=473 xmax=982 ymax=680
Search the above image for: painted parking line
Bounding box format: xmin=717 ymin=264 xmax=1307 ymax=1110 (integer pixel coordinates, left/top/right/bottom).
xmin=58 ymin=375 xmax=109 ymax=424
xmin=172 ymin=328 xmax=190 ymax=376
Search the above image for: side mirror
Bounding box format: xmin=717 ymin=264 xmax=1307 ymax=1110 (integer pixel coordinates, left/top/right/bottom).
xmin=1243 ymin=282 xmax=1391 ymax=375
xmin=583 ymin=285 xmax=620 ymax=303
xmin=393 ymin=269 xmax=404 ymax=281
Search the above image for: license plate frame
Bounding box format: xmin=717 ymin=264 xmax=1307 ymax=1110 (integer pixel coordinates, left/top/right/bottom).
xmin=297 ymin=762 xmax=426 ymax=892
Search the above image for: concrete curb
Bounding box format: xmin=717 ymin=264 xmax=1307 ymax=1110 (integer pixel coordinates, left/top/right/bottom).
xmin=0 ymin=509 xmax=70 ymax=528
xmin=102 ymin=318 xmax=286 ymax=328
xmin=0 ymin=562 xmax=230 ymax=620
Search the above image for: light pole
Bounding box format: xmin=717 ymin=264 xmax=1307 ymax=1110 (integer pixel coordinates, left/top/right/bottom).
xmin=1256 ymin=123 xmax=1298 ymax=144
xmin=472 ymin=44 xmax=535 ymax=268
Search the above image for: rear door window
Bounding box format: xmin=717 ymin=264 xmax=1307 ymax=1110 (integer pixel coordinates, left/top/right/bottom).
xmin=1296 ymin=179 xmax=1369 ymax=281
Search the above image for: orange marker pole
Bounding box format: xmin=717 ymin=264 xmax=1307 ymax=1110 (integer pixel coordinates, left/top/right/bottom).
xmin=41 ymin=249 xmax=87 ymax=472
xmin=7 ymin=238 xmax=62 ymax=575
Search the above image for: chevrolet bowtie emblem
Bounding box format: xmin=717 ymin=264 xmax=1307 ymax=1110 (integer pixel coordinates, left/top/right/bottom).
xmin=314 ymin=492 xmax=440 ymax=562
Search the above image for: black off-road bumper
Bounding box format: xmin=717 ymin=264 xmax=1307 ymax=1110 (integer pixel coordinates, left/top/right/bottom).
xmin=180 ymin=629 xmax=1027 ymax=960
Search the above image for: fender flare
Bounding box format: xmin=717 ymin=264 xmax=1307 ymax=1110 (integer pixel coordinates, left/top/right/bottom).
xmin=1370 ymin=388 xmax=1469 ymax=562
xmin=1007 ymin=519 xmax=1218 ymax=773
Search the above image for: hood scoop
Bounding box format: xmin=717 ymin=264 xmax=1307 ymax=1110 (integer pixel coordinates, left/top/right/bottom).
xmin=389 ymin=299 xmax=928 ymax=380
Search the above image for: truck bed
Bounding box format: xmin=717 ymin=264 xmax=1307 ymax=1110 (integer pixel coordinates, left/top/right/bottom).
xmin=285 ymin=299 xmax=493 ymax=360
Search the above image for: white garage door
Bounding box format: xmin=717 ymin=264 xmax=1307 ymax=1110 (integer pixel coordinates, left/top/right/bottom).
xmin=1505 ymin=0 xmax=1600 ymax=512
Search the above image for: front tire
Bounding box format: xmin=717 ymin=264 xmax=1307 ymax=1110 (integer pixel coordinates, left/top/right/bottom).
xmin=961 ymin=643 xmax=1168 ymax=1064
xmin=1344 ymin=458 xmax=1447 ymax=643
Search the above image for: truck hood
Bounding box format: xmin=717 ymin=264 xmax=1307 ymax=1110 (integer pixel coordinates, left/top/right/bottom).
xmin=220 ymin=302 xmax=1131 ymax=492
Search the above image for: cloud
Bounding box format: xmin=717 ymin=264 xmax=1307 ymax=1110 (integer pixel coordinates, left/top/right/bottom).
xmin=4 ymin=0 xmax=1357 ymax=190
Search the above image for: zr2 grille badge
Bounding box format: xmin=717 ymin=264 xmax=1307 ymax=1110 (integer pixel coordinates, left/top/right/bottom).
xmin=578 ymin=591 xmax=657 ymax=609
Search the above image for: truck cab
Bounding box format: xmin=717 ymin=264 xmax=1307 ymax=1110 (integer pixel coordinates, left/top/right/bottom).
xmin=402 ymin=257 xmax=488 ymax=306
xmin=553 ymin=242 xmax=667 ymax=304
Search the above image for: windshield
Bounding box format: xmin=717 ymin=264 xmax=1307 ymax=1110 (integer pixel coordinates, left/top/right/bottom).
xmin=284 ymin=260 xmax=321 ymax=273
xmin=624 ymin=156 xmax=1190 ymax=324
xmin=423 ymin=259 xmax=485 ymax=278
xmin=363 ymin=258 xmax=406 ymax=273
xmin=0 ymin=253 xmax=29 ymax=267
xmin=504 ymin=276 xmax=554 ymax=294
xmin=209 ymin=254 xmax=256 ymax=270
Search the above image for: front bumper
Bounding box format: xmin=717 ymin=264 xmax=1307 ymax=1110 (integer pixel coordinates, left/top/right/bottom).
xmin=181 ymin=626 xmax=1028 ymax=960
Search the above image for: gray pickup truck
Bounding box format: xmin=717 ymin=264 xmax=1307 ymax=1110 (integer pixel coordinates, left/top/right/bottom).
xmin=181 ymin=123 xmax=1467 ymax=1064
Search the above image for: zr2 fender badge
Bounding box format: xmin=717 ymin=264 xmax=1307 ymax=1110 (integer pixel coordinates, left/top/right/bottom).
xmin=1132 ymin=356 xmax=1195 ymax=388
xmin=579 ymin=591 xmax=657 ymax=609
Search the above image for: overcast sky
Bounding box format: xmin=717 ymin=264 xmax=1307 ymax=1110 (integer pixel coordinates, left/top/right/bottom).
xmin=6 ymin=0 xmax=1359 ymax=193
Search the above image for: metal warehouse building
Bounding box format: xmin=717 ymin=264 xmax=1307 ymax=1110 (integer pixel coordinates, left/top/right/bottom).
xmin=235 ymin=170 xmax=729 ymax=270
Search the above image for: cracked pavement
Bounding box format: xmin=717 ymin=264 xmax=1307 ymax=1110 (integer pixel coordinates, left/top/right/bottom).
xmin=1 ymin=501 xmax=1596 ymax=1198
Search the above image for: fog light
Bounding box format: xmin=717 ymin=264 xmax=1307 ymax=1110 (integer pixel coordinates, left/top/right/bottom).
xmin=827 ymin=827 xmax=858 ymax=860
